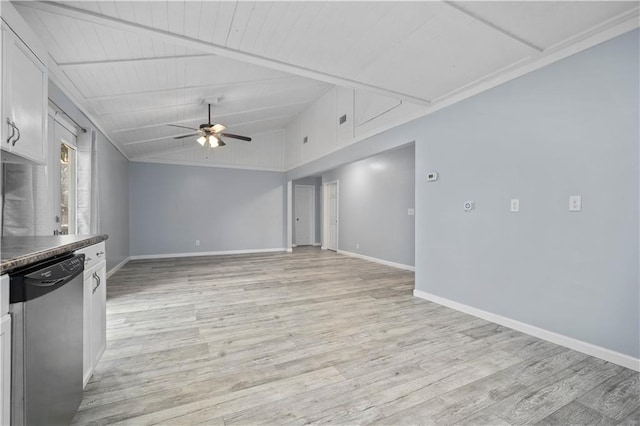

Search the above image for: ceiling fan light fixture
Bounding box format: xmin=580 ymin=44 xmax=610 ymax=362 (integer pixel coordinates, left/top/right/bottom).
xmin=197 ymin=135 xmax=207 ymax=146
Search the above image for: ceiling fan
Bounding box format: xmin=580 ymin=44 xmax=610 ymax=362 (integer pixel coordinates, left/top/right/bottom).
xmin=167 ymin=103 xmax=252 ymax=148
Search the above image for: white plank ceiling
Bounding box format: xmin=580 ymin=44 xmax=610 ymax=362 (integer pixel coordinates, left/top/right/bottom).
xmin=13 ymin=1 xmax=639 ymax=169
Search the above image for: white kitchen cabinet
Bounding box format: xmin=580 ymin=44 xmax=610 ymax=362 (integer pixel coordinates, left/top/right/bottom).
xmin=0 ymin=314 xmax=10 ymax=426
xmin=1 ymin=3 xmax=48 ymax=165
xmin=0 ymin=274 xmax=10 ymax=426
xmin=76 ymin=242 xmax=107 ymax=387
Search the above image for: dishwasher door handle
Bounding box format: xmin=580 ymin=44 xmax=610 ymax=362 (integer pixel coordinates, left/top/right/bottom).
xmin=28 ymin=278 xmax=67 ymax=288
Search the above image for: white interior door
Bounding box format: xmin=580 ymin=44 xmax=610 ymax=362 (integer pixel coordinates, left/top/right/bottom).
xmin=325 ymin=182 xmax=338 ymax=251
xmin=294 ymin=185 xmax=314 ymax=246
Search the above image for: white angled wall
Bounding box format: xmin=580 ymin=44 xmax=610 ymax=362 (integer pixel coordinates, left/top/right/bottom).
xmin=284 ymin=86 xmax=425 ymax=170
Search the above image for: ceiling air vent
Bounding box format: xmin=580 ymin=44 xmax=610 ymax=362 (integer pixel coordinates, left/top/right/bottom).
xmin=339 ymin=114 xmax=347 ymax=125
xmin=303 ymin=136 xmax=308 ymax=144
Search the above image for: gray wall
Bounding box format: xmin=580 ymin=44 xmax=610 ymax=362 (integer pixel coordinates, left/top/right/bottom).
xmin=129 ymin=162 xmax=286 ymax=256
xmin=96 ymin=132 xmax=129 ymax=271
xmin=48 ymin=82 xmax=130 ymax=272
xmin=292 ymin=176 xmax=321 ymax=245
xmin=415 ymin=30 xmax=639 ymax=357
xmin=323 ymin=144 xmax=415 ymax=267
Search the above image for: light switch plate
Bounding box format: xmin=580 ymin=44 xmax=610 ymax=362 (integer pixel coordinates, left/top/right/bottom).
xmin=408 ymin=208 xmax=415 ymax=216
xmin=510 ymin=198 xmax=520 ymax=212
xmin=427 ymin=172 xmax=438 ymax=182
xmin=569 ymin=195 xmax=582 ymax=212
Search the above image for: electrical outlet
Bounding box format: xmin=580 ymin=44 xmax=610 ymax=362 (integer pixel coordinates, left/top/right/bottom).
xmin=195 ymin=240 xmax=200 ymax=246
xmin=408 ymin=208 xmax=415 ymax=216
xmin=569 ymin=195 xmax=582 ymax=212
xmin=510 ymin=198 xmax=520 ymax=212
xmin=356 ymin=243 xmax=359 ymax=249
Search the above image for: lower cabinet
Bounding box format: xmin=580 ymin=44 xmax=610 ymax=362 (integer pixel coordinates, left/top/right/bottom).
xmin=77 ymin=243 xmax=107 ymax=388
xmin=0 ymin=274 xmax=10 ymax=425
xmin=0 ymin=314 xmax=10 ymax=426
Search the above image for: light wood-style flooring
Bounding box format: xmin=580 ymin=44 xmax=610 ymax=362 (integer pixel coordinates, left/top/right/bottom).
xmin=73 ymin=247 xmax=639 ymax=425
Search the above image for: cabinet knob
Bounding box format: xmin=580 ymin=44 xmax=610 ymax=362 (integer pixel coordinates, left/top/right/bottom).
xmin=97 ymin=251 xmax=105 ymax=257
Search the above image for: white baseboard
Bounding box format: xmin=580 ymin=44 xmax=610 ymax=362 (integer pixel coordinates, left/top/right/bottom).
xmin=286 ymin=248 xmax=293 ymax=253
xmin=413 ymin=289 xmax=640 ymax=372
xmin=312 ymin=243 xmax=321 ymax=247
xmin=107 ymin=257 xmax=130 ymax=278
xmin=338 ymin=250 xmax=415 ymax=272
xmin=129 ymin=248 xmax=288 ymax=260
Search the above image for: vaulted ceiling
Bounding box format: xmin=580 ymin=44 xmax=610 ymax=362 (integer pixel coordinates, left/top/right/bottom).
xmin=14 ymin=1 xmax=639 ymax=164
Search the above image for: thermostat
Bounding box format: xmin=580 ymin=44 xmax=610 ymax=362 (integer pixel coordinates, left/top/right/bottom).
xmin=427 ymin=172 xmax=438 ymax=182
xmin=464 ymin=201 xmax=475 ymax=212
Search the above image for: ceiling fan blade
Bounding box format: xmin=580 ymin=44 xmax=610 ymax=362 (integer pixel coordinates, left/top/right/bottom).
xmin=174 ymin=133 xmax=199 ymax=139
xmin=167 ymin=124 xmax=198 ymax=130
xmin=209 ymin=123 xmax=226 ymax=133
xmin=217 ymin=138 xmax=226 ymax=147
xmin=221 ymin=133 xmax=251 ymax=142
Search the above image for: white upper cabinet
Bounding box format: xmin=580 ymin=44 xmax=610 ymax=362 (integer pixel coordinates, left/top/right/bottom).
xmin=1 ymin=2 xmax=48 ymax=165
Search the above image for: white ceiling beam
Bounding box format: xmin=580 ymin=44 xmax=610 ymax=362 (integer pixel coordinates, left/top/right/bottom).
xmin=82 ymin=76 xmax=303 ymax=101
xmin=112 ymin=100 xmax=312 ymax=134
xmin=21 ymin=1 xmax=431 ymax=106
xmin=56 ymin=54 xmax=217 ymax=70
xmin=98 ymin=101 xmax=200 ymax=118
xmin=443 ymin=1 xmax=544 ymax=53
xmin=122 ymin=133 xmax=195 ymax=146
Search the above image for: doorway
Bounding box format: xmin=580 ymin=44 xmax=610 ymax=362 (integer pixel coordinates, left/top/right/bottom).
xmin=323 ymin=181 xmax=338 ymax=251
xmin=294 ymin=185 xmax=315 ymax=246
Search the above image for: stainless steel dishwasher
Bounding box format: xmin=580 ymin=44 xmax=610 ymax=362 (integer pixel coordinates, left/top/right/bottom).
xmin=9 ymin=253 xmax=85 ymax=426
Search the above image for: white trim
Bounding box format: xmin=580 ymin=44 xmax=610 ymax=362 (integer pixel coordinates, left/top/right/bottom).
xmin=413 ymin=289 xmax=640 ymax=372
xmin=129 ymin=248 xmax=287 ymax=260
xmin=106 ymin=257 xmax=130 ymax=279
xmin=131 ymin=158 xmax=285 ymax=173
xmin=323 ymin=180 xmax=339 ymax=251
xmin=312 ymin=243 xmax=321 ymax=247
xmin=286 ymin=248 xmax=293 ymax=253
xmin=287 ymin=180 xmax=293 ymax=251
xmin=338 ymin=250 xmax=415 ymax=272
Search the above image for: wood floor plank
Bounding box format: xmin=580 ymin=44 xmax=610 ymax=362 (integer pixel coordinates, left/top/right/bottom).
xmin=73 ymin=247 xmax=638 ymax=425
xmin=577 ymin=369 xmax=640 ymax=422
xmin=534 ymin=401 xmax=617 ymax=426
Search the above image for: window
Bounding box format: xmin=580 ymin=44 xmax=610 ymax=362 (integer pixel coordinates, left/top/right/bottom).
xmin=60 ymin=142 xmax=76 ymax=235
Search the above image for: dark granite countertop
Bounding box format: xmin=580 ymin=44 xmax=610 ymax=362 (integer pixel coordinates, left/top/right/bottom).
xmin=1 ymin=234 xmax=108 ymax=274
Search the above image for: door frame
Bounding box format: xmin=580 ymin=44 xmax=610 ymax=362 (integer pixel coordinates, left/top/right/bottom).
xmin=294 ymin=184 xmax=315 ymax=246
xmin=322 ymin=180 xmax=339 ymax=251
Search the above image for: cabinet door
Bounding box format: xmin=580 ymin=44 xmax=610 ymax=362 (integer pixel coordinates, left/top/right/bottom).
xmin=0 ymin=314 xmax=11 ymax=426
xmin=90 ymin=263 xmax=107 ymax=368
xmin=2 ymin=24 xmax=47 ymax=164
